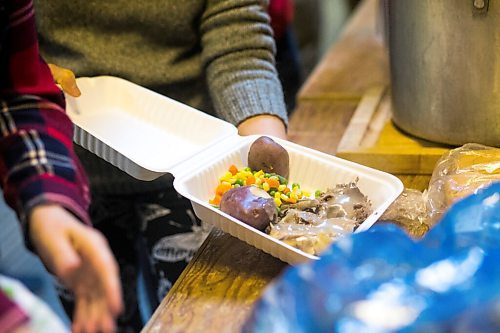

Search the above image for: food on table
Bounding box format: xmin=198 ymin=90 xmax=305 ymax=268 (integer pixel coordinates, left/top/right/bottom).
xmin=269 ymin=180 xmax=372 ymax=255
xmin=210 ymin=164 xmax=373 ymax=255
xmin=220 ymin=186 xmax=278 ymax=231
xmin=248 ymin=136 xmax=290 ymax=178
xmin=209 ymin=136 xmax=373 ymax=256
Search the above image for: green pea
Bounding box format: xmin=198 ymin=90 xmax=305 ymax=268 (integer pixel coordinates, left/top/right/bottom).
xmin=315 ymin=190 xmax=322 ymax=197
xmin=235 ymin=179 xmax=245 ymax=186
xmin=278 ymin=175 xmax=288 ymax=185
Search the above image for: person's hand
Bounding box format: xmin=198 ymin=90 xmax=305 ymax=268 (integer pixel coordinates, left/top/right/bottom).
xmin=237 ymin=115 xmax=287 ymax=140
xmin=29 ymin=205 xmax=123 ymax=333
xmin=48 ymin=64 xmax=81 ymax=97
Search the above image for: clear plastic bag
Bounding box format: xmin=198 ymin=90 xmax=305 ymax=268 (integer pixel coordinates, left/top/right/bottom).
xmin=378 ymin=188 xmax=429 ymax=238
xmin=380 ymin=143 xmax=499 ymax=236
xmin=426 ymin=143 xmax=499 ymax=225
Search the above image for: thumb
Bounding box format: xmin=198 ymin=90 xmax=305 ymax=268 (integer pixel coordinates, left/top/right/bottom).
xmin=47 ymin=63 xmax=82 ymax=97
xmin=60 ymin=74 xmax=82 ymax=98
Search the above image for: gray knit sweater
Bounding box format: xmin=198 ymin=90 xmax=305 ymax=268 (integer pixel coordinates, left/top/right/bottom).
xmin=35 ymin=0 xmax=288 ymax=194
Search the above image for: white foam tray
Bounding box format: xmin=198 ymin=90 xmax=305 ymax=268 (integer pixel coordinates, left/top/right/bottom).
xmin=66 ymin=76 xmax=404 ymax=265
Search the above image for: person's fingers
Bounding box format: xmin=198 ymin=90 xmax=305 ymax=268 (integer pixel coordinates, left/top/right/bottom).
xmin=98 ymin=310 xmax=116 ymax=333
xmin=73 ymin=289 xmax=117 ymax=333
xmin=237 ymin=114 xmax=287 ymax=139
xmin=87 ymin=297 xmax=114 ymax=333
xmin=72 ymin=297 xmax=87 ymax=333
xmin=83 ymin=297 xmax=99 ymax=333
xmin=73 ymin=228 xmax=123 ymax=315
xmin=48 ymin=63 xmax=82 ymax=97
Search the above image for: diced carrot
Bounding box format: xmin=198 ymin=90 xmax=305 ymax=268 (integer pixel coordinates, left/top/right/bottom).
xmin=228 ymin=164 xmax=238 ymax=175
xmin=283 ymin=187 xmax=291 ymax=194
xmin=267 ymin=178 xmax=280 ymax=189
xmin=216 ymin=182 xmax=232 ymax=196
xmin=285 ymin=196 xmax=297 ymax=204
xmin=209 ymin=194 xmax=221 ymax=205
xmin=246 ymin=174 xmax=256 ymax=185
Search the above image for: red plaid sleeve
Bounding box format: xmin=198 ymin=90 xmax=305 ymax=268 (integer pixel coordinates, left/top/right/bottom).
xmin=0 ymin=0 xmax=91 ymax=229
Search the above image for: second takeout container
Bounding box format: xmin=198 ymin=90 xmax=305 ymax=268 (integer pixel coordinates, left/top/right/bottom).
xmin=67 ymin=76 xmax=404 ymax=265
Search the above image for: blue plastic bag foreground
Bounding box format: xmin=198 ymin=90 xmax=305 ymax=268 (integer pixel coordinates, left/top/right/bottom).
xmin=243 ymin=183 xmax=500 ymax=333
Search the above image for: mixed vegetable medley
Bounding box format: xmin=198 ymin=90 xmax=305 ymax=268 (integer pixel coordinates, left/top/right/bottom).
xmin=209 ymin=164 xmax=311 ymax=208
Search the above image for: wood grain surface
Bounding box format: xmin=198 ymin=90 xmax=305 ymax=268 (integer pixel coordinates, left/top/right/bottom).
xmin=143 ymin=230 xmax=287 ymax=333
xmin=298 ymin=0 xmax=388 ymax=101
xmin=142 ymin=1 xmax=432 ymax=332
xmin=336 ymin=90 xmax=452 ymax=175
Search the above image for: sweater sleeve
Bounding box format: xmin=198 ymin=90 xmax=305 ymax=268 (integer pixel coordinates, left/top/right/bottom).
xmin=0 ymin=0 xmax=91 ymax=232
xmin=200 ymin=0 xmax=288 ymax=127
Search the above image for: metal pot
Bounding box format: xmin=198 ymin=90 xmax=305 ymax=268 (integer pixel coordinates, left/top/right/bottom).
xmin=387 ymin=0 xmax=500 ymax=146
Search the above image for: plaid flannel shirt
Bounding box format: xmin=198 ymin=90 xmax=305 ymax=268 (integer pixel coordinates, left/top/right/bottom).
xmin=0 ymin=0 xmax=91 ymax=227
xmin=0 ymin=0 xmax=90 ymax=329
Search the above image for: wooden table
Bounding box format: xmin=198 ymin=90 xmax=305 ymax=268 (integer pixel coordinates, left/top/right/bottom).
xmin=142 ymin=0 xmax=431 ymax=332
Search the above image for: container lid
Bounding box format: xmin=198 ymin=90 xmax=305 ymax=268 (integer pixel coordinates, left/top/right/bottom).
xmin=66 ymin=76 xmax=238 ymax=180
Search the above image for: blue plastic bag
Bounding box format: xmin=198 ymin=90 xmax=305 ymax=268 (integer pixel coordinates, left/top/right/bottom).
xmin=243 ymin=183 xmax=500 ymax=333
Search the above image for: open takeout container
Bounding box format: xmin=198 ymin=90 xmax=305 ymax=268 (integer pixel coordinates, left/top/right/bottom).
xmin=66 ymin=76 xmax=404 ymax=265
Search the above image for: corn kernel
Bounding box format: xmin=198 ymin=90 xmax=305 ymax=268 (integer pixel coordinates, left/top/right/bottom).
xmin=274 ymin=192 xmax=281 ymax=199
xmin=280 ymin=193 xmax=289 ymax=201
xmin=274 ymin=197 xmax=282 ymax=206
xmin=262 ymin=182 xmax=270 ymax=191
xmin=278 ymin=184 xmax=286 ymax=192
xmin=290 ymin=192 xmax=298 ymax=200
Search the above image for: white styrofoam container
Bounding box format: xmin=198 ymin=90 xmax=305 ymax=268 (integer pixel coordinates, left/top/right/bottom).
xmin=67 ymin=76 xmax=237 ymax=180
xmin=66 ymin=76 xmax=404 ymax=265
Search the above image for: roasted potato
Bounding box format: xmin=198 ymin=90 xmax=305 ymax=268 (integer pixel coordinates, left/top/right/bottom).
xmin=248 ymin=136 xmax=289 ymax=178
xmin=220 ymin=186 xmax=277 ymax=230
